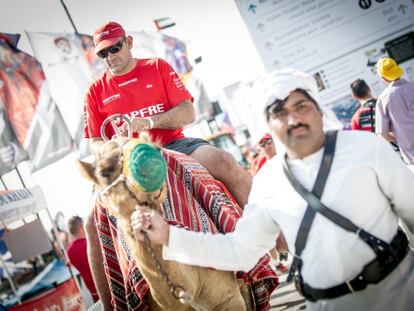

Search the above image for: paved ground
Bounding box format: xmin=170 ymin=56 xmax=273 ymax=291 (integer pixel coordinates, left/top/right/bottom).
xmin=269 ymin=270 xmax=306 ymax=310
xmin=268 ymin=257 xmax=306 ymax=310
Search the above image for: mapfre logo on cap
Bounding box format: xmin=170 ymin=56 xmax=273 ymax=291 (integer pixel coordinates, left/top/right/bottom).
xmin=94 ymin=22 xmax=126 ymax=46
xmin=95 ymin=31 xmax=110 ymax=40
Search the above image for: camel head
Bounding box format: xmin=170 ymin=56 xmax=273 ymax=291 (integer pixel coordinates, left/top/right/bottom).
xmin=77 ymin=135 xmax=167 ymax=219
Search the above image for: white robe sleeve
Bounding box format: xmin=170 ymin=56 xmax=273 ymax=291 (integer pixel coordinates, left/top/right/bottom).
xmin=162 ymin=203 xmax=280 ymax=272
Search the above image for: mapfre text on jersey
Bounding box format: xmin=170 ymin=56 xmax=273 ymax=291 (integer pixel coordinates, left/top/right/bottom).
xmin=125 ymin=103 xmax=165 ymax=118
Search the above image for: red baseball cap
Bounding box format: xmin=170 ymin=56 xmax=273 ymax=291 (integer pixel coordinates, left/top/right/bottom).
xmin=258 ymin=133 xmax=272 ymax=145
xmin=93 ymin=21 xmax=126 ymax=53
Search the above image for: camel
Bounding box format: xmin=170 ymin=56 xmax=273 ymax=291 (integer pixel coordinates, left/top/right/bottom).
xmin=77 ymin=136 xmax=254 ymax=311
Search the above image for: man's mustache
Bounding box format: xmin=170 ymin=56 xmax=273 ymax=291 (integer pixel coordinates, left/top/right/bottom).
xmin=287 ymin=123 xmax=309 ymax=135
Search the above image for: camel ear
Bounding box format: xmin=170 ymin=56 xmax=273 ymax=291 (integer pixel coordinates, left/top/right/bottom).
xmin=76 ymin=160 xmax=97 ymax=184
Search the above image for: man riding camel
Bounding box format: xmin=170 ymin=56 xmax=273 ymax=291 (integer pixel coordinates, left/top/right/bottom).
xmin=82 ymin=21 xmax=262 ymax=309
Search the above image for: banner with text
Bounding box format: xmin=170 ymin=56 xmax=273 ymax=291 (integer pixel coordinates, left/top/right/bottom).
xmin=9 ymin=278 xmax=84 ymax=311
xmin=0 ymin=186 xmax=47 ymax=227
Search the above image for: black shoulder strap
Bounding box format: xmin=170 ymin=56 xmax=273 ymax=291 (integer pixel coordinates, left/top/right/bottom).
xmin=283 ymin=131 xmax=393 ymax=278
xmin=285 ymin=130 xmax=338 ymax=282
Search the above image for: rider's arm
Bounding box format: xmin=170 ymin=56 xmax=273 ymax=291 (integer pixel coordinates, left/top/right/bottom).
xmin=122 ymin=99 xmax=195 ymax=133
xmin=149 ymin=99 xmax=195 ymax=129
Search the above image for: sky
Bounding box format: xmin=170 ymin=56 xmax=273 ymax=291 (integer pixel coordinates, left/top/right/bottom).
xmin=0 ymin=0 xmax=266 ymax=224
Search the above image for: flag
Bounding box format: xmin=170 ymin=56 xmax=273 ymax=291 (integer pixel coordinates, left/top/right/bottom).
xmin=153 ymin=17 xmax=176 ymax=31
xmin=129 ymin=31 xmax=209 ymax=119
xmin=0 ymin=102 xmax=28 ymax=176
xmin=0 ymin=33 xmax=73 ymax=171
xmin=161 ymin=34 xmax=192 ymax=75
xmin=26 ymin=32 xmax=96 ymax=157
xmin=130 ymin=30 xmax=162 ymax=59
xmin=130 ymin=31 xmax=192 ymax=75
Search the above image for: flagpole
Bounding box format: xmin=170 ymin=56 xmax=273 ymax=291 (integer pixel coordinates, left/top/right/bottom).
xmin=59 ymin=0 xmax=79 ymax=34
xmin=0 ymin=176 xmax=6 ymax=190
xmin=14 ymin=167 xmax=26 ymax=188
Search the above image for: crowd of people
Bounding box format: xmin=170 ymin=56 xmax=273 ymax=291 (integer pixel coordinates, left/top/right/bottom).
xmin=74 ymin=20 xmax=414 ymax=310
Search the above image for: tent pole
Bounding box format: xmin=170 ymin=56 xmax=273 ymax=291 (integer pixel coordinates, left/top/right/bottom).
xmin=0 ymin=252 xmax=20 ymax=304
xmin=14 ymin=168 xmax=26 ymax=189
xmin=59 ymin=0 xmax=79 ymax=34
xmin=0 ymin=177 xmax=7 ymax=190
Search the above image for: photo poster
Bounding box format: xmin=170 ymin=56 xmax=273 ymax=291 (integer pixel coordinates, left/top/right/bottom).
xmin=0 ymin=33 xmax=73 ymax=171
xmin=236 ymin=0 xmax=414 ymax=128
xmin=26 ymin=31 xmax=98 ymax=158
xmin=129 ymin=30 xmax=192 ymax=75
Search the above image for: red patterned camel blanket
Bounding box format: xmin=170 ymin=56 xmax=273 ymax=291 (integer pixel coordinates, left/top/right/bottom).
xmin=93 ymin=148 xmax=278 ymax=310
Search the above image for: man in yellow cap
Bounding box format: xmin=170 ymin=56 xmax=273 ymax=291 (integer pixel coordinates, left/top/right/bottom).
xmin=376 ymin=57 xmax=414 ymax=169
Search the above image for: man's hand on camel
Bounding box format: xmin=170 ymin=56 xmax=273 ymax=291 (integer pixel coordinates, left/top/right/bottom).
xmin=131 ymin=206 xmax=169 ymax=245
xmin=120 ymin=116 xmax=151 ymax=135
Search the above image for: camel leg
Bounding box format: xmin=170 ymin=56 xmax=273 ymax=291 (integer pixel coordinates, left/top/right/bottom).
xmin=144 ymin=292 xmax=166 ymax=311
xmin=238 ymin=280 xmax=256 ymax=311
xmin=211 ymin=295 xmax=247 ymax=311
xmin=200 ymin=272 xmax=247 ymax=311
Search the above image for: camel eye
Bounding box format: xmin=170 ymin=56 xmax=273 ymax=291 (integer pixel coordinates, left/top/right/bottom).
xmin=100 ymin=170 xmax=112 ymax=179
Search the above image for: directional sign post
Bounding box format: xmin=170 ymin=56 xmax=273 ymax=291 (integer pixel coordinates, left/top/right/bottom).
xmin=235 ymin=0 xmax=414 ymax=107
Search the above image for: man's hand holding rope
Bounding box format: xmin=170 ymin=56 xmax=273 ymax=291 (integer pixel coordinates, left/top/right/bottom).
xmin=131 ymin=206 xmax=169 ymax=246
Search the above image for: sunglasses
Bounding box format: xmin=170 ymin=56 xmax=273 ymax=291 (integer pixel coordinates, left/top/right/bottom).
xmin=259 ymin=138 xmax=273 ymax=148
xmin=267 ymin=100 xmax=315 ymax=121
xmin=97 ymin=38 xmax=125 ymax=59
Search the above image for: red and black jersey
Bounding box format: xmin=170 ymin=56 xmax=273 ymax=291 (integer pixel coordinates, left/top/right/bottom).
xmin=351 ymin=99 xmax=376 ymax=132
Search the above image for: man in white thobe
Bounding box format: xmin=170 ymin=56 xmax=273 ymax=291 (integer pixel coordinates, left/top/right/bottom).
xmin=131 ymin=69 xmax=414 ymax=311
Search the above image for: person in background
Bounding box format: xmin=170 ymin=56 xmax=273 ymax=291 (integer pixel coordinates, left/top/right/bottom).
xmin=375 ymin=57 xmax=414 ymax=170
xmin=131 ymin=69 xmax=414 ymax=310
xmin=67 ymin=216 xmax=99 ymax=302
xmin=350 ymin=79 xmax=376 ymax=132
xmin=256 ymin=133 xmax=276 ymax=160
xmin=50 ymin=212 xmax=72 ymax=262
